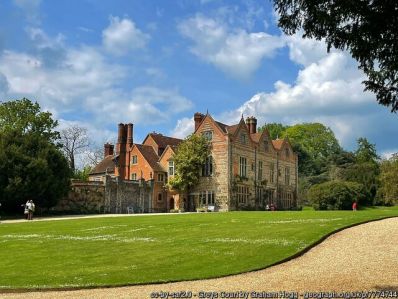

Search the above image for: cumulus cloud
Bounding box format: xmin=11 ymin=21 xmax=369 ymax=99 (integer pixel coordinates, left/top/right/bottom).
xmin=86 ymin=86 xmax=193 ymax=126
xmin=178 ymin=14 xmax=284 ymax=80
xmin=218 ymin=36 xmax=398 ymax=151
xmin=171 ymin=117 xmax=194 ymax=139
xmin=102 ymin=16 xmax=150 ymax=56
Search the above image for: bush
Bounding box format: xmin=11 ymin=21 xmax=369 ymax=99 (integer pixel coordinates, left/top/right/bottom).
xmin=308 ymin=180 xmax=366 ymax=210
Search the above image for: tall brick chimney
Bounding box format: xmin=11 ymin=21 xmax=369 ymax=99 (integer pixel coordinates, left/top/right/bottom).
xmin=246 ymin=116 xmax=257 ymax=134
xmin=194 ymin=112 xmax=205 ymax=131
xmin=104 ymin=143 xmax=114 ymax=158
xmin=116 ymin=123 xmax=127 ymax=178
xmin=250 ymin=116 xmax=257 ymax=134
xmin=127 ymin=123 xmax=133 ymax=146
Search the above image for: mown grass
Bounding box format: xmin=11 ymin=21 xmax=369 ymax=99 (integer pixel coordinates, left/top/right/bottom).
xmin=0 ymin=206 xmax=397 ymax=289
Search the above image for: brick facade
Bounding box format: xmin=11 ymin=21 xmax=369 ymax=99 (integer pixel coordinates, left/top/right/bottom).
xmin=90 ymin=112 xmax=298 ymax=212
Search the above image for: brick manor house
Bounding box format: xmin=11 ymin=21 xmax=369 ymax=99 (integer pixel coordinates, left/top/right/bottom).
xmin=89 ymin=112 xmax=299 ymax=212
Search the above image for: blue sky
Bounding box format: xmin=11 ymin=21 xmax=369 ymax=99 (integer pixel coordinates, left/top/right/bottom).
xmin=0 ymin=0 xmax=397 ymax=159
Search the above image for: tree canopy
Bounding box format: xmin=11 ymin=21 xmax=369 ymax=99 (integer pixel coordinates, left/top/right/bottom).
xmin=168 ymin=134 xmax=210 ymax=192
xmin=273 ymin=0 xmax=398 ymax=112
xmin=377 ymin=154 xmax=398 ymax=205
xmin=0 ymin=99 xmax=71 ymax=213
xmin=0 ymin=98 xmax=59 ymax=141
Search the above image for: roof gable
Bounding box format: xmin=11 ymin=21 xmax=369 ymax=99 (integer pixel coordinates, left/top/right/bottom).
xmin=90 ymin=155 xmax=115 ymax=175
xmin=195 ymin=114 xmax=228 ymax=138
xmin=142 ymin=133 xmax=182 ymax=149
xmin=132 ymin=144 xmax=162 ymax=171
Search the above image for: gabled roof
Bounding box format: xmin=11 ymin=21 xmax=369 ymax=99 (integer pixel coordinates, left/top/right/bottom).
xmin=272 ymin=139 xmax=285 ymax=150
xmin=158 ymin=144 xmax=178 ymax=162
xmin=226 ymin=124 xmax=239 ymax=135
xmin=143 ymin=133 xmax=182 ymax=149
xmin=134 ymin=144 xmax=162 ymax=171
xmin=215 ymin=121 xmax=229 ymax=134
xmin=90 ymin=155 xmax=115 ymax=175
xmin=251 ymin=132 xmax=262 ymax=143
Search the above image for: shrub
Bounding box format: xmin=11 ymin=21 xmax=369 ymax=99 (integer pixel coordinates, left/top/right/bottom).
xmin=308 ymin=180 xmax=366 ymax=210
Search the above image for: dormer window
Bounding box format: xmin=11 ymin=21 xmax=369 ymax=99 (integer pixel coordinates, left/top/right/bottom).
xmin=285 ymin=148 xmax=290 ymax=158
xmin=203 ymin=130 xmax=213 ymax=141
xmin=240 ymin=133 xmax=247 ymax=144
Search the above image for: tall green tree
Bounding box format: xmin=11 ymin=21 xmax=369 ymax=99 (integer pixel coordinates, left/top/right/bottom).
xmin=377 ymin=154 xmax=398 ymax=205
xmin=258 ymin=123 xmax=289 ymax=139
xmin=168 ymin=134 xmax=210 ymax=192
xmin=0 ymin=99 xmax=71 ymax=213
xmin=283 ymin=123 xmax=342 ymax=160
xmin=0 ymin=98 xmax=59 ymax=141
xmin=273 ymin=0 xmax=398 ymax=112
xmin=355 ymin=137 xmax=379 ymax=164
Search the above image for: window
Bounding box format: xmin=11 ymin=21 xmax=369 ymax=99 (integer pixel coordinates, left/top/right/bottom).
xmin=168 ymin=161 xmax=174 ymax=176
xmin=285 ymin=167 xmax=290 ymax=185
xmin=202 ymin=156 xmax=213 ymax=176
xmin=131 ymin=155 xmax=137 ymax=164
xmin=269 ymin=163 xmax=274 ymax=183
xmin=199 ymin=191 xmax=215 ymax=206
xmin=258 ymin=161 xmax=263 ymax=181
xmin=157 ymin=173 xmax=164 ymax=182
xmin=285 ymin=148 xmax=290 ymax=158
xmin=237 ymin=185 xmax=249 ymax=204
xmin=131 ymin=173 xmax=137 ymax=180
xmin=264 ymin=140 xmax=269 ymax=152
xmin=202 ymin=130 xmax=213 ymax=141
xmin=239 ymin=157 xmax=247 ymax=178
xmin=240 ymin=133 xmax=247 ymax=144
xmin=158 ymin=193 xmax=163 ymax=201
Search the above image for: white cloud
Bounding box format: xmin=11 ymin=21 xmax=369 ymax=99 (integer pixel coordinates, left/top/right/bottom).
xmin=219 ymin=35 xmax=398 ymax=151
xmin=380 ymin=149 xmax=398 ymax=160
xmin=86 ymin=87 xmax=193 ymax=126
xmin=102 ymin=16 xmax=150 ymax=56
xmin=178 ymin=14 xmax=284 ymax=80
xmin=171 ymin=117 xmax=194 ymax=139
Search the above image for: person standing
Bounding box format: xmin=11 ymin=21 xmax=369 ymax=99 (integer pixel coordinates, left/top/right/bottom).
xmin=352 ymin=201 xmax=357 ymax=211
xmin=27 ymin=200 xmax=35 ymax=220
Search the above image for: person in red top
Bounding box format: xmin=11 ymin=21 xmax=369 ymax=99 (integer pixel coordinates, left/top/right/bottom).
xmin=352 ymin=201 xmax=357 ymax=211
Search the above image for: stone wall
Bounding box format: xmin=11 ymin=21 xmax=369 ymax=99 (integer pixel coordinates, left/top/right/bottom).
xmin=52 ymin=180 xmax=105 ymax=213
xmin=104 ymin=176 xmax=153 ymax=213
xmin=53 ymin=177 xmax=154 ymax=214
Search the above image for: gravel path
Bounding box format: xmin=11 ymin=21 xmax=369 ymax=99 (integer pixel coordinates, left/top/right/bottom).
xmin=2 ymin=217 xmax=398 ymax=299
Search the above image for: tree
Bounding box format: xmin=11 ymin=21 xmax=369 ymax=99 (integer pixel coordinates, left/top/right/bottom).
xmin=0 ymin=98 xmax=59 ymax=141
xmin=0 ymin=99 xmax=71 ymax=213
xmin=168 ymin=134 xmax=211 ymax=192
xmin=273 ymin=0 xmax=398 ymax=112
xmin=308 ymin=180 xmax=366 ymax=210
xmin=258 ymin=123 xmax=289 ymax=139
xmin=355 ymin=137 xmax=379 ymax=164
xmin=376 ymin=154 xmax=398 ymax=206
xmin=60 ymin=125 xmax=89 ymax=171
xmin=0 ymin=130 xmax=71 ymax=213
xmin=73 ymin=165 xmax=92 ymax=181
xmin=283 ymin=123 xmax=341 ymax=160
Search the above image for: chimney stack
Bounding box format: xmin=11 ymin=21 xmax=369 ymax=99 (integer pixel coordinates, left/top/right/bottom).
xmin=246 ymin=116 xmax=257 ymax=134
xmin=117 ymin=123 xmax=126 ymax=144
xmin=250 ymin=116 xmax=257 ymax=134
xmin=104 ymin=143 xmax=114 ymax=157
xmin=194 ymin=112 xmax=205 ymax=131
xmin=127 ymin=123 xmax=133 ymax=146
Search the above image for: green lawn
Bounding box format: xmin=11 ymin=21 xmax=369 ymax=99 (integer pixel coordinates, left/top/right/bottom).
xmin=0 ymin=207 xmax=397 ymax=289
